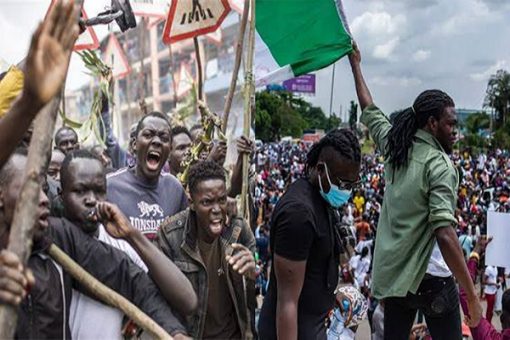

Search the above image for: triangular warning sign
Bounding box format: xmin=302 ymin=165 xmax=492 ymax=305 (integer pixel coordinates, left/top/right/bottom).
xmin=46 ymin=1 xmax=99 ymax=51
xmin=176 ymin=65 xmax=193 ymax=98
xmin=103 ymin=34 xmax=131 ymax=79
xmin=162 ymin=0 xmax=230 ymax=44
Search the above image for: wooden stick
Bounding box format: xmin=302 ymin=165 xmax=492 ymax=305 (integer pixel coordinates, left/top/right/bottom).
xmin=240 ymin=3 xmax=256 ymax=338
xmin=193 ymin=37 xmax=204 ymax=102
xmin=0 ymin=84 xmax=63 ymax=340
xmin=221 ymin=0 xmax=250 ymax=133
xmin=47 ymin=244 xmax=172 ymax=340
xmin=240 ymin=0 xmax=256 ymax=219
xmin=138 ymin=17 xmax=148 ymax=115
xmin=168 ymin=44 xmax=179 ymax=109
xmin=0 ymin=2 xmax=84 ymax=337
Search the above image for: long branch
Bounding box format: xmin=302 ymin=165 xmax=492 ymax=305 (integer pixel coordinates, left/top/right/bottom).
xmin=0 ymin=1 xmax=84 ymax=336
xmin=0 ymin=93 xmax=61 ymax=338
xmin=48 ymin=244 xmax=172 ymax=340
xmin=240 ymin=0 xmax=255 ymax=219
xmin=194 ymin=37 xmax=204 ymax=102
xmin=221 ymin=0 xmax=250 ymax=133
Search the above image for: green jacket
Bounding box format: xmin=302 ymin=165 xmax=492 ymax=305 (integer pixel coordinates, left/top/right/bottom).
xmin=156 ymin=208 xmax=257 ymax=339
xmin=361 ymin=104 xmax=459 ymax=299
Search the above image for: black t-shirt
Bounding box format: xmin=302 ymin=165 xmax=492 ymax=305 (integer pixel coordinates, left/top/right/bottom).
xmin=258 ymin=179 xmax=339 ymax=340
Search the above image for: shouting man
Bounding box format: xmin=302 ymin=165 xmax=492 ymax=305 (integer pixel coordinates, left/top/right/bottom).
xmin=157 ymin=160 xmax=257 ymax=339
xmin=107 ymin=112 xmax=187 ymax=240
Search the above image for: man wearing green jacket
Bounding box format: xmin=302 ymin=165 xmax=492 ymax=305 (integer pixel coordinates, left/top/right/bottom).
xmin=348 ymin=43 xmax=482 ymax=340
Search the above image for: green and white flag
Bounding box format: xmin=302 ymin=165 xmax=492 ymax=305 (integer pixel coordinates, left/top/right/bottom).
xmin=255 ymin=0 xmax=353 ymax=87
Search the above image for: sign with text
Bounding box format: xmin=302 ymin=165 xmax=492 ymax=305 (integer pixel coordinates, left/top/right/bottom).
xmin=162 ymin=0 xmax=230 ymax=44
xmin=486 ymin=211 xmax=510 ymax=268
xmin=283 ymin=74 xmax=316 ymax=94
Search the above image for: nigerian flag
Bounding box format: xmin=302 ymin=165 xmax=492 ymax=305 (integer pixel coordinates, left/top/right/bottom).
xmin=255 ymin=0 xmax=353 ymax=86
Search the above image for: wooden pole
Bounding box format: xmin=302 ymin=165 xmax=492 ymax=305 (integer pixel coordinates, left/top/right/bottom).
xmin=168 ymin=45 xmax=179 ymax=109
xmin=138 ymin=17 xmax=147 ymax=115
xmin=221 ymin=0 xmax=250 ymax=133
xmin=47 ymin=244 xmax=173 ymax=340
xmin=0 ymin=5 xmax=85 ymax=338
xmin=0 ymin=2 xmax=84 ymax=336
xmin=240 ymin=0 xmax=255 ymax=219
xmin=193 ymin=37 xmax=204 ymax=102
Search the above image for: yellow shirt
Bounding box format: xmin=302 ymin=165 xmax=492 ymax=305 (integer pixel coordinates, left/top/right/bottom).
xmin=0 ymin=65 xmax=24 ymax=118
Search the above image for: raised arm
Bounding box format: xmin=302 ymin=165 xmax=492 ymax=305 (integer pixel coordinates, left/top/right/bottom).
xmin=0 ymin=0 xmax=78 ymax=168
xmin=97 ymin=202 xmax=198 ymax=316
xmin=99 ymin=91 xmax=128 ymax=169
xmin=229 ymin=136 xmax=254 ymax=197
xmin=348 ymin=42 xmax=373 ymax=111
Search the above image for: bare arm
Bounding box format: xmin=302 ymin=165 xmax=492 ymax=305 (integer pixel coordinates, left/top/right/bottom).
xmin=0 ymin=0 xmax=78 ymax=168
xmin=348 ymin=42 xmax=374 ymax=111
xmin=274 ymin=254 xmax=307 ymax=340
xmin=435 ymin=226 xmax=482 ymax=327
xmin=228 ymin=136 xmax=254 ymax=197
xmin=97 ymin=202 xmax=198 ymax=316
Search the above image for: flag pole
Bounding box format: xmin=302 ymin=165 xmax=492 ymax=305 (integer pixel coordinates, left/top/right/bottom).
xmin=329 ymin=62 xmax=336 ymax=116
xmin=0 ymin=1 xmax=84 ymax=337
xmin=221 ymin=0 xmax=250 ymax=133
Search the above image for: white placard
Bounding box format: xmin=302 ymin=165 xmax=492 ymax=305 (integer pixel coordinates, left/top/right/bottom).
xmin=486 ymin=211 xmax=510 ymax=268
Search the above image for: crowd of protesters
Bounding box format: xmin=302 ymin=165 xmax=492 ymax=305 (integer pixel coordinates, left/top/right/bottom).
xmin=253 ymin=137 xmax=510 ymax=338
xmin=1 ymin=3 xmax=510 ymax=339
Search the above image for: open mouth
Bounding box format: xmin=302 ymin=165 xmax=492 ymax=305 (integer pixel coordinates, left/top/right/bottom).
xmin=209 ymin=218 xmax=223 ymax=235
xmin=146 ymin=151 xmax=162 ymax=171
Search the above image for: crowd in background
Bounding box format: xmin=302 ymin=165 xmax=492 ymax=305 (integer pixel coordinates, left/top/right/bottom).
xmin=253 ymin=139 xmax=510 ymax=335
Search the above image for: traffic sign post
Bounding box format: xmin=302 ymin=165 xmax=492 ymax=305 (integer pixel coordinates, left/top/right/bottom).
xmin=162 ymin=0 xmax=231 ymax=44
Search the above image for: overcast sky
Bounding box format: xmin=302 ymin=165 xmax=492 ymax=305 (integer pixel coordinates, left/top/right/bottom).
xmin=0 ymin=0 xmax=509 ymax=116
xmin=317 ymin=0 xmax=510 ymax=117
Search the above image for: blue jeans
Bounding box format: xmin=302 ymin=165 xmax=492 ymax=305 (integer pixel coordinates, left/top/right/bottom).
xmin=384 ymin=276 xmax=461 ymax=340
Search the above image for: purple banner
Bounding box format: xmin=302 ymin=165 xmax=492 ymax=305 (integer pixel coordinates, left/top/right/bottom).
xmin=282 ymin=74 xmax=316 ymax=94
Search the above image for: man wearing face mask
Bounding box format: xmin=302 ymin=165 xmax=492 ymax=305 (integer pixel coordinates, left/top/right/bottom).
xmin=258 ymin=129 xmax=361 ymax=340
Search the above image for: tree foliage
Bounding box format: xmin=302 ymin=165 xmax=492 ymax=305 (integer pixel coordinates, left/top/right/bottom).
xmin=484 ymin=69 xmax=510 ymax=129
xmin=482 ymin=69 xmax=510 ymax=149
xmin=255 ymin=90 xmax=341 ymax=142
xmin=348 ymin=100 xmax=358 ymax=130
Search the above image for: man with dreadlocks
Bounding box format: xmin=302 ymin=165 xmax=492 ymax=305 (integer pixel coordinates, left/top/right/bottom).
xmin=349 ymin=43 xmax=482 ymax=339
xmin=258 ymin=128 xmax=361 ymax=340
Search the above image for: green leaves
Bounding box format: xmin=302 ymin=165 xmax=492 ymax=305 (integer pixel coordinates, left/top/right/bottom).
xmin=59 ymin=50 xmax=113 ymax=146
